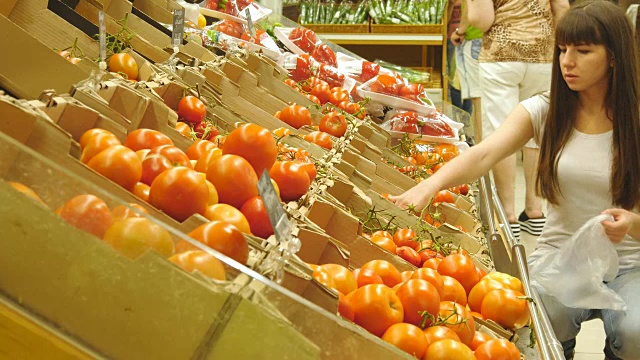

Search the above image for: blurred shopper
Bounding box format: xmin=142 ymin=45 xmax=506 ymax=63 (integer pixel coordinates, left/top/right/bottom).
xmin=391 ymin=2 xmax=640 ymax=359
xmin=465 ymin=0 xmax=569 ymax=239
xmin=447 ymin=0 xmax=473 ymax=118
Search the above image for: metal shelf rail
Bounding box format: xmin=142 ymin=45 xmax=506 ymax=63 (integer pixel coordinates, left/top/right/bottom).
xmin=478 ymin=175 xmax=565 ymax=360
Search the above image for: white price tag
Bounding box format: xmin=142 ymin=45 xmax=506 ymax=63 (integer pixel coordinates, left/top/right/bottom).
xmin=98 ymin=11 xmax=106 ymax=61
xmin=172 ymin=9 xmax=185 ymax=48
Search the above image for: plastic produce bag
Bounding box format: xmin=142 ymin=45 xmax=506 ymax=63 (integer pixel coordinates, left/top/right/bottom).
xmin=531 ymin=214 xmax=626 ymax=311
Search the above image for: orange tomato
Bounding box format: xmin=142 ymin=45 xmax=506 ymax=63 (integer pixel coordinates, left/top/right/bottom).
xmin=483 ymin=272 xmax=524 ymax=293
xmin=132 ymin=182 xmax=150 ymax=202
xmin=400 ymin=271 xmax=415 ymax=282
xmin=423 ymin=326 xmax=461 ymax=349
xmin=338 ymin=292 xmax=355 ymax=321
xmin=177 ymin=221 xmax=249 ymax=265
xmin=437 ymin=253 xmax=480 ymax=294
xmin=58 ymin=194 xmax=113 ymax=238
xmin=317 ymin=264 xmax=357 ymax=295
xmin=441 ymin=275 xmax=468 ymax=306
xmin=204 ymin=203 xmax=252 ymax=234
xmin=347 ymin=284 xmax=404 ymax=337
xmin=303 ymin=131 xmax=333 ymax=150
xmin=204 ymin=179 xmax=219 ymax=205
xmin=469 ymin=330 xmax=492 ymax=351
xmin=481 ymin=289 xmax=530 ymax=330
xmin=87 ymin=145 xmax=142 ymax=191
xmin=124 ymin=129 xmax=173 ymax=151
xmin=474 ymin=338 xmax=521 ymax=360
xmin=140 ymin=154 xmax=174 ymax=186
xmin=424 ymin=339 xmax=475 ymax=360
xmin=108 ymin=53 xmax=138 ymax=80
xmin=371 ymin=235 xmax=398 ymax=253
xmin=393 ymin=228 xmax=419 ymax=250
xmin=147 ymin=145 xmax=191 ymax=168
xmin=382 ymin=323 xmax=429 ymax=359
xmin=103 ymin=217 xmax=175 ymax=259
xmin=206 ymin=154 xmax=259 ymax=209
xmin=411 ymin=268 xmax=445 ymax=297
xmin=169 ymin=250 xmax=226 ymax=281
xmin=186 ymin=139 xmax=216 ymax=161
xmin=80 ymin=132 xmax=121 ymax=163
xmin=269 ymin=161 xmax=311 ymax=202
xmin=148 ymin=167 xmax=209 ymax=222
xmin=194 ymin=147 xmax=223 ymax=173
xmin=175 ymin=121 xmax=192 ymax=138
xmin=360 ymin=260 xmax=402 ymax=288
xmin=111 ymin=203 xmax=149 ymax=221
xmin=439 ymin=301 xmax=476 ymax=346
xmin=422 ymin=257 xmax=442 ymax=270
xmin=79 ymin=128 xmax=114 ymax=149
xmin=396 ymin=279 xmax=441 ymax=327
xmin=222 ymin=123 xmax=278 ymax=177
xmin=353 ymin=268 xmax=384 ymax=288
xmin=468 ymin=278 xmax=506 ymax=313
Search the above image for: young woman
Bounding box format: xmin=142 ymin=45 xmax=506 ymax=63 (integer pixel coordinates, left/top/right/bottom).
xmin=389 ymin=2 xmax=640 ymax=359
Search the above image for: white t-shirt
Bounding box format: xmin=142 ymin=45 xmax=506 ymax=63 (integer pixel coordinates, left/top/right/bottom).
xmin=521 ymin=94 xmax=640 ymax=272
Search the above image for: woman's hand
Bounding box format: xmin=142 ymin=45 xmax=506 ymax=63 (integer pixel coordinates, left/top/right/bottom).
xmin=387 ymin=182 xmax=437 ymax=213
xmin=601 ymin=208 xmax=640 ymax=243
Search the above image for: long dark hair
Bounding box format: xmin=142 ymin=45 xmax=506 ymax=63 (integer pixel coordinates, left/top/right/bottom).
xmin=537 ymin=0 xmax=640 ymax=210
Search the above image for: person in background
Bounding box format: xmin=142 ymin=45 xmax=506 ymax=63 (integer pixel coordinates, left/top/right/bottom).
xmin=446 ymin=0 xmax=473 ymax=120
xmin=390 ymin=2 xmax=640 ymax=359
xmin=450 ymin=1 xmax=483 ymax=144
xmin=463 ymin=0 xmax=569 ymax=239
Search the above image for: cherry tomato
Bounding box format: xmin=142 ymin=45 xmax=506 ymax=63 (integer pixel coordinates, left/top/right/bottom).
xmin=193 ymin=121 xmax=219 ymax=140
xmin=58 ymin=194 xmax=113 ymax=238
xmin=396 ymin=246 xmax=422 ymax=267
xmin=103 ymin=217 xmax=175 ymax=259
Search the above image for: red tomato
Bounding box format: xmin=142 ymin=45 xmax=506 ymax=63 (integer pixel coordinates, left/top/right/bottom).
xmin=396 ymin=279 xmax=441 ymax=327
xmin=381 ymin=323 xmax=429 ymax=359
xmin=439 ymin=301 xmax=476 ymax=346
xmin=288 ymin=27 xmax=317 ymax=53
xmin=303 ymin=131 xmax=333 ymax=150
xmin=425 ymin=339 xmax=475 ymax=360
xmin=458 ymin=183 xmax=470 ymax=196
xmin=474 ymin=339 xmax=521 ymax=360
xmin=411 ymin=268 xmax=445 ymax=297
xmin=300 ymin=76 xmax=327 ymax=93
xmin=311 ymin=44 xmax=337 ymax=67
xmin=80 ymin=132 xmax=121 ymax=164
xmin=319 ymin=112 xmax=348 ymax=137
xmin=193 ymin=121 xmax=219 ymax=140
xmin=370 ymin=74 xmax=401 ymax=95
xmin=433 ymin=190 xmax=455 ymax=206
xmin=310 ymin=83 xmax=331 ymax=104
xmin=108 ymin=53 xmax=138 ymax=80
xmin=393 ymin=228 xmax=419 ymax=250
xmin=111 ymin=203 xmax=149 ymax=221
xmin=177 ymin=96 xmax=206 ymax=124
xmin=103 ymin=217 xmax=175 ymax=259
xmin=147 ymin=145 xmax=191 ymax=168
xmin=289 ymin=55 xmax=311 ymax=82
xmin=353 ymin=268 xmax=384 ymax=288
xmin=186 ymin=139 xmax=216 ymax=161
xmin=240 ymin=196 xmax=274 ymax=239
xmin=176 ymin=220 xmax=249 ymax=265
xmin=338 ymin=101 xmax=366 ymax=120
xmin=206 ymin=154 xmax=259 ymax=209
xmin=269 ymin=161 xmax=311 ymax=202
xmin=217 ymin=19 xmax=243 ymax=38
xmin=399 ymin=83 xmax=424 ymax=96
xmin=437 ymin=253 xmax=480 ymax=294
xmin=58 ymin=194 xmax=113 ymax=238
xmin=347 ymin=284 xmax=404 ymax=337
xmin=87 ymin=145 xmax=142 ymax=191
xmin=396 ymin=246 xmax=422 ymax=267
xmin=481 ymin=289 xmax=530 ymax=330
xmin=441 ymin=275 xmax=468 ymax=306
xmin=338 ymin=293 xmax=355 ymax=321
xmin=278 ymin=104 xmax=313 ymax=129
xmin=204 ymin=203 xmax=252 ymax=234
xmin=148 ymin=167 xmax=209 ymax=222
xmin=294 ymin=161 xmax=317 ymax=182
xmin=124 ymin=129 xmax=173 ymax=151
xmin=169 ymin=250 xmax=226 ymax=281
xmin=222 ymin=123 xmax=278 ymax=177
xmin=360 ymin=260 xmax=402 ymax=288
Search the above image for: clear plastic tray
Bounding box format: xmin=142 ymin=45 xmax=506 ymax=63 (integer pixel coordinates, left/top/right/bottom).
xmin=356 ymin=77 xmax=437 ymax=115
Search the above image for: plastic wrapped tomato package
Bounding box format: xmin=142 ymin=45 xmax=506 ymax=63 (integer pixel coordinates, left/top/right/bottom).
xmin=203 ymin=0 xmax=271 ymax=20
xmin=337 ymin=52 xmax=394 ymax=84
xmin=280 ymin=53 xmax=356 ymax=91
xmin=381 ymin=109 xmax=464 ymax=144
xmin=274 ymin=27 xmax=322 ymax=55
xmin=356 ymin=73 xmax=436 ymax=114
xmin=203 ymin=27 xmax=283 ymax=61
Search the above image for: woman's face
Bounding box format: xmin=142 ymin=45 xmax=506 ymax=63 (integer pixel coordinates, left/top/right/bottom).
xmin=559 ymin=43 xmax=611 ymax=92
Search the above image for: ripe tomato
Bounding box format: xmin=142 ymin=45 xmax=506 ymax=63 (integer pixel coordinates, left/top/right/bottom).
xmin=381 ymin=323 xmax=429 ymax=359
xmin=58 ymin=194 xmax=113 ymax=238
xmin=434 ymin=143 xmax=460 ymax=162
xmin=370 ymin=74 xmax=401 ymax=95
xmin=419 ymin=249 xmax=443 ymax=265
xmin=217 ymin=19 xmax=243 ymax=38
xmin=400 ymin=271 xmax=415 ymax=282
xmin=175 ymin=122 xmax=192 ymax=138
xmin=103 ymin=217 xmax=175 ymax=259
xmin=147 ymin=145 xmax=191 ymax=168
xmin=193 ymin=121 xmax=219 ymax=140
xmin=458 ymin=183 xmax=470 ymax=196
xmin=186 ymin=140 xmax=216 ymax=161
xmin=371 ymin=235 xmax=397 ymax=253
xmin=169 ymin=250 xmax=226 ymax=281
xmin=8 ymin=182 xmax=46 ymax=206
xmin=301 ymin=76 xmax=327 ymax=93
xmin=396 ymin=246 xmax=422 ymax=267
xmin=310 ymin=83 xmax=331 ymax=104
xmin=347 ymin=284 xmax=404 ymax=337
xmin=439 ymin=301 xmax=476 ymax=346
xmin=437 ymin=253 xmax=480 ymax=294
xmin=124 ymin=129 xmax=173 ymax=151
xmin=393 ymin=228 xmax=419 ymax=250
xmin=411 ymin=268 xmax=444 ymax=297
xmin=372 ymin=230 xmax=393 ymax=240
xmin=441 ymin=275 xmax=468 ymax=306
xmin=338 ymin=101 xmax=366 ymax=120
xmin=194 ymin=147 xmax=223 ymax=174
xmin=207 ymin=154 xmax=259 ymax=209
xmin=240 ymin=196 xmax=274 ymax=239
xmin=222 ymin=123 xmax=278 ymax=177
xmin=468 ymin=278 xmax=506 ymax=313
xmin=294 ymin=161 xmax=317 ymax=182
xmin=353 ymin=268 xmax=384 ymax=288
xmin=140 ymin=155 xmax=173 ymax=186
xmin=319 ymin=112 xmax=348 ymax=138
xmin=273 ymin=127 xmax=292 ymax=138
xmin=288 ymin=27 xmax=317 ymax=53
xmin=305 ymin=94 xmax=321 ymax=105
xmin=328 ymin=89 xmax=349 ymax=106
xmin=481 ymin=289 xmax=530 ymax=330
xmin=204 ymin=178 xmax=219 ymax=205
xmin=425 ymin=339 xmax=475 ymax=360
xmin=311 ymin=44 xmax=337 ymax=67
xmin=483 ymin=272 xmax=524 ymax=293
xmin=177 ymin=96 xmax=206 ymax=124
xmin=87 ymin=145 xmax=142 ymax=191
xmin=80 ymin=132 xmax=121 ymax=163
xmin=360 ymin=260 xmax=402 ymax=288
xmin=423 ymin=326 xmax=461 ymax=348
xmin=338 ymin=293 xmax=355 ymax=321
xmin=289 ymin=55 xmax=311 ymax=82
xmin=303 ymin=131 xmax=333 ymax=150
xmin=204 ymin=203 xmax=252 ymax=234
xmin=79 ymin=128 xmax=115 ymax=149
xmin=399 ymin=83 xmax=424 ymax=97
xmin=148 ymin=167 xmax=209 ymax=222
xmin=318 ymin=264 xmax=357 ymax=295
xmin=278 ymin=104 xmax=313 ymax=129
xmin=177 ymin=220 xmax=249 ymax=265
xmin=108 ymin=53 xmax=138 ymax=80
xmin=469 ymin=330 xmax=492 ymax=351
xmin=269 ymin=161 xmax=311 ymax=202
xmin=396 ymin=279 xmax=441 ymax=327
xmin=474 ymin=339 xmax=521 ymax=360
xmin=111 ymin=203 xmax=149 ymax=221
xmin=433 ymin=190 xmax=455 ymax=206
xmin=132 ymin=182 xmax=150 ymax=202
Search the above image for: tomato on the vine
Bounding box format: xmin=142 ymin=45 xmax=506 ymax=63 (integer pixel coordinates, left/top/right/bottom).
xmin=310 ymin=83 xmax=331 ymax=104
xmin=108 ymin=53 xmax=138 ymax=80
xmin=396 ymin=279 xmax=441 ymax=327
xmin=193 ymin=121 xmax=219 ymax=140
xmin=278 ymin=104 xmax=313 ymax=129
xmin=178 ymin=96 xmax=206 ymax=124
xmin=303 ymin=131 xmax=333 ymax=150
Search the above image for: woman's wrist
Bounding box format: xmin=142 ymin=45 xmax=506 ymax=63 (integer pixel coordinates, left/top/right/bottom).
xmin=455 ymin=27 xmax=466 ymax=36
